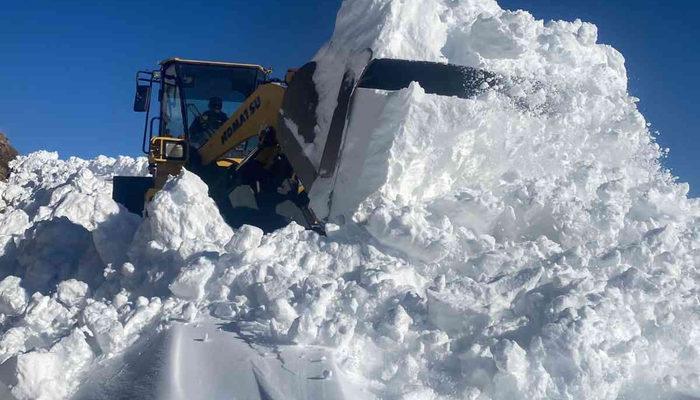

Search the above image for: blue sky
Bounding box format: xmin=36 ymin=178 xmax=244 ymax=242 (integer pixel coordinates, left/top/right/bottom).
xmin=1 ymin=0 xmax=698 ymax=195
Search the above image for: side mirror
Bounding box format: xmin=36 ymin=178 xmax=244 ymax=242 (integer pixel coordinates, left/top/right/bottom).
xmin=133 ymin=84 xmax=151 ymax=112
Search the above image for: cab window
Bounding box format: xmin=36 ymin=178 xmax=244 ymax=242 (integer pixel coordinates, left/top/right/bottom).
xmin=177 ymin=64 xmax=262 ymax=148
xmin=161 ymin=65 xmax=185 ymax=137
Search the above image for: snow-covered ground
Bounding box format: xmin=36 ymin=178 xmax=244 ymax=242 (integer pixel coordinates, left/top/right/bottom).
xmin=0 ymin=0 xmax=698 ymax=399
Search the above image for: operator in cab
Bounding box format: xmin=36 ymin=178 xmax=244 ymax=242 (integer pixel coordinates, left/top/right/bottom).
xmin=189 ymin=96 xmax=228 ymax=146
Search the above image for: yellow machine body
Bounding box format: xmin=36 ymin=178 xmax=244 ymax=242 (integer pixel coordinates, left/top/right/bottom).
xmin=114 ymin=57 xmax=310 ymax=232
xmin=145 ymin=82 xmax=286 ymax=200
xmin=114 ymin=54 xmax=498 ymax=233
xmin=198 ymin=83 xmax=285 ymax=166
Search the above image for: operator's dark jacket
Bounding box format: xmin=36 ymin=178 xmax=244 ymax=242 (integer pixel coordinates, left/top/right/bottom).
xmin=189 ymin=110 xmax=228 ymax=145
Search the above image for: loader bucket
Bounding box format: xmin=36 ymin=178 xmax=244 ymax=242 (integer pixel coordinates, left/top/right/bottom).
xmin=112 ymin=176 xmax=154 ymax=216
xmin=277 ymin=55 xmax=497 ymax=197
xmin=276 ymin=61 xmax=321 ymax=188
xmin=356 ymin=58 xmax=497 ymax=98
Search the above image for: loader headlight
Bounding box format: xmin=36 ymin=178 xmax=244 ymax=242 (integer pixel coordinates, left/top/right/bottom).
xmin=164 ymin=142 xmax=185 ymax=160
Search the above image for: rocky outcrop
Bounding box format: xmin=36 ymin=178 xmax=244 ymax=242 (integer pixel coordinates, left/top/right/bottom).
xmin=0 ymin=133 xmax=18 ymax=180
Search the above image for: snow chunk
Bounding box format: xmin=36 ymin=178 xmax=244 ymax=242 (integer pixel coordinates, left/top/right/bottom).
xmin=131 ymin=170 xmax=233 ymax=262
xmin=82 ymin=302 xmax=124 ymax=355
xmin=12 ymin=351 xmax=66 ymax=400
xmin=225 ymin=224 xmax=264 ymax=253
xmin=0 ymin=276 xmax=28 ymax=316
xmin=12 ymin=330 xmax=94 ymax=400
xmin=169 ymin=257 xmax=216 ymax=302
xmin=56 ymin=279 xmax=89 ymax=308
xmin=23 ymin=293 xmax=75 ymax=337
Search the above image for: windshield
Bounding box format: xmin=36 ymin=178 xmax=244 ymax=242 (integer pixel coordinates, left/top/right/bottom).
xmin=159 ymin=63 xmax=263 ymax=147
xmin=179 ymin=64 xmax=262 ymax=148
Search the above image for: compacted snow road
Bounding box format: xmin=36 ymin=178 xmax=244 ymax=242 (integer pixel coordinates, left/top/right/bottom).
xmin=74 ymin=318 xmax=370 ymax=400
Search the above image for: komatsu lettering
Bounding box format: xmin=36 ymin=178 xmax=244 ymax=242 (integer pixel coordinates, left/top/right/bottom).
xmin=221 ymin=96 xmax=262 ymax=145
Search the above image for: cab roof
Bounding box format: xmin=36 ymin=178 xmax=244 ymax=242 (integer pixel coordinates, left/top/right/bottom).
xmin=159 ymin=57 xmax=269 ymax=73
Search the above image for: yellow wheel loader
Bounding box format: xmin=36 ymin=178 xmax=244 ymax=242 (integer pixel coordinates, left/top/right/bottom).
xmin=112 ymin=54 xmax=496 ymax=232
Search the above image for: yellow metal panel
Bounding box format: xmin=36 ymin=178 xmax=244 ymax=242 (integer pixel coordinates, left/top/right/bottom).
xmin=159 ymin=57 xmax=269 ymax=74
xmin=198 ymin=83 xmax=286 ymax=166
xmin=147 ymin=136 xmax=187 ymax=195
xmin=149 ymin=136 xmax=187 ymax=163
xmin=145 ymin=188 xmax=159 ymax=202
xmin=216 ymin=158 xmax=243 ymax=168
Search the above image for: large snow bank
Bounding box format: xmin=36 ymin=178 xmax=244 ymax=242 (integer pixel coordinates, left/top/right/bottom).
xmin=306 ymin=0 xmax=700 ymax=398
xmin=0 ymin=0 xmax=698 ymax=399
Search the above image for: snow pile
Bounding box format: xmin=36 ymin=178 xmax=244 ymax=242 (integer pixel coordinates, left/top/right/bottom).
xmin=307 ymin=0 xmax=700 ymax=398
xmin=0 ymin=0 xmax=698 ymax=399
xmin=307 ymin=0 xmax=699 ymax=398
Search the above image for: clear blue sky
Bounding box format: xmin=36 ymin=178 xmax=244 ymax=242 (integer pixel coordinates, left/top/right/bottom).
xmin=1 ymin=0 xmax=698 ymax=195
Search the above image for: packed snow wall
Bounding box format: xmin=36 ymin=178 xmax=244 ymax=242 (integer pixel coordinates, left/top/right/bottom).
xmin=0 ymin=0 xmax=698 ymax=399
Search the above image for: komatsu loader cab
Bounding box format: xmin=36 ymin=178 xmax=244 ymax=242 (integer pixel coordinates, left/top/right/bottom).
xmin=114 ymin=57 xmax=321 ymax=232
xmin=134 ymin=58 xmax=268 ymax=163
xmin=153 ymin=59 xmax=267 ymax=148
